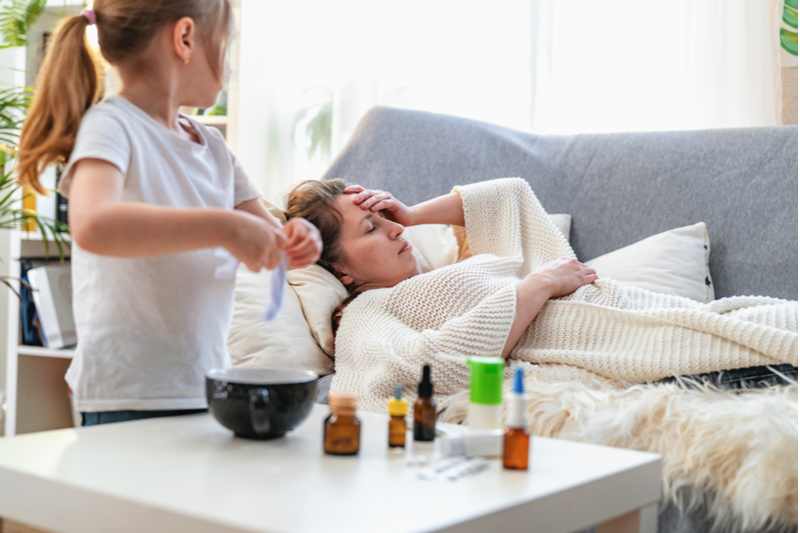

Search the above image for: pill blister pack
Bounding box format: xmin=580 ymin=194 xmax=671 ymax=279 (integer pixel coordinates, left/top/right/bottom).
xmin=417 ymin=456 xmax=489 ymax=482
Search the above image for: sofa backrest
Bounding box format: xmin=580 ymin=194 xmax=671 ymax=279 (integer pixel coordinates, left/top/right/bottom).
xmin=321 ymin=106 xmax=798 ymax=300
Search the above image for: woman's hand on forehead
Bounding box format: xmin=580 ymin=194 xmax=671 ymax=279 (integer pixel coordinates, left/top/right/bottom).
xmin=343 ymin=185 xmax=415 ymax=227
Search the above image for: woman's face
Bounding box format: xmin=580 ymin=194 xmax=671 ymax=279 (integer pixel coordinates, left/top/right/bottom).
xmin=333 ymin=193 xmax=417 ymax=289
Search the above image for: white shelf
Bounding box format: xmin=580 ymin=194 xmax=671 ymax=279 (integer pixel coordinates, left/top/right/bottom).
xmin=19 ymin=232 xmax=71 ymax=242
xmin=17 ymin=346 xmax=75 ymax=359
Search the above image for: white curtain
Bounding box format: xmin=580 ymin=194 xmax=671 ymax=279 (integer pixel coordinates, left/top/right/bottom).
xmin=236 ymin=0 xmax=784 ymax=202
xmin=236 ymin=0 xmax=532 ymax=202
xmin=533 ymin=0 xmax=783 ymax=134
xmin=330 ymin=0 xmax=532 ymax=153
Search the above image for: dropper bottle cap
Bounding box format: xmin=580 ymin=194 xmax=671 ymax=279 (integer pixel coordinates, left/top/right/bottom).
xmin=507 ymin=366 xmax=527 ymax=429
xmin=388 ymin=383 xmax=408 ymax=416
xmin=418 ymin=364 xmax=434 ymax=398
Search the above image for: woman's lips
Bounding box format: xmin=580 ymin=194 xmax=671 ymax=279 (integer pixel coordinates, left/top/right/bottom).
xmin=399 ymin=242 xmax=411 ymax=254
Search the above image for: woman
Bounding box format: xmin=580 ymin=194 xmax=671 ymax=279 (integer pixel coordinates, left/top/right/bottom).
xmin=285 ymin=177 xmax=798 ymax=413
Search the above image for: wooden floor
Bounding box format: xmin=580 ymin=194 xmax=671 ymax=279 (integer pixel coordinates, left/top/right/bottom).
xmin=0 ymin=518 xmax=54 ymax=533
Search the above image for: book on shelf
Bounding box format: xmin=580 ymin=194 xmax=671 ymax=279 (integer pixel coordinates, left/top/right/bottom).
xmin=27 ymin=263 xmax=76 ymax=349
xmin=19 ymin=259 xmax=44 ymax=347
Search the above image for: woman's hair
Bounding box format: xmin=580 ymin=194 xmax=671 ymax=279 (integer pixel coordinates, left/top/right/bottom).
xmin=284 ymin=178 xmax=349 ymax=280
xmin=16 ymin=0 xmax=233 ymax=194
xmin=284 ymin=178 xmax=359 ymax=342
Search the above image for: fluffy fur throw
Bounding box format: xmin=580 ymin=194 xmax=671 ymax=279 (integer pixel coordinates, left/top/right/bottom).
xmin=439 ymin=377 xmax=798 ymax=533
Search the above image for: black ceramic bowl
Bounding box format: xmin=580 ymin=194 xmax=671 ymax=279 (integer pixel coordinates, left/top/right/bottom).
xmin=206 ymin=368 xmax=319 ymax=440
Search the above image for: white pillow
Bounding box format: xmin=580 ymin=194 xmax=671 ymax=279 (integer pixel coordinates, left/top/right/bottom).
xmin=286 ymin=265 xmax=348 ymax=357
xmin=227 ymin=197 xmax=334 ymax=375
xmin=585 ymin=222 xmax=714 ymax=302
xmin=228 ymin=264 xmax=334 ymax=376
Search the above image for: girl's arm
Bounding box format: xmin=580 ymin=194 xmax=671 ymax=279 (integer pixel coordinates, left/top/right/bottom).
xmin=68 ymin=158 xmax=286 ymax=271
xmin=343 ymin=185 xmax=464 ymax=227
xmin=235 ymin=197 xmax=322 ymax=269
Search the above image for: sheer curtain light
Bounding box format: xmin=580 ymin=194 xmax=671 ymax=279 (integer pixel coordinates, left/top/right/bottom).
xmin=533 ymin=0 xmax=783 ymax=134
xmin=234 ymin=0 xmax=785 ymax=202
xmin=330 ymin=0 xmax=532 ymax=153
xmin=235 ymin=0 xmax=532 ymax=202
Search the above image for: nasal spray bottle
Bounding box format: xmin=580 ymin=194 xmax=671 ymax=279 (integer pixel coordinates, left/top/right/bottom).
xmin=465 ymin=356 xmax=504 ymax=430
xmin=503 ymin=366 xmax=530 ymax=470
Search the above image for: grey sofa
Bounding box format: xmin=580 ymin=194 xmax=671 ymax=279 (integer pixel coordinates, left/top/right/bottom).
xmin=315 ymin=106 xmax=798 ymax=533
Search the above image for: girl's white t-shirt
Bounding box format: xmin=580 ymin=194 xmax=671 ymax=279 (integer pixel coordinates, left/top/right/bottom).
xmin=60 ymin=96 xmax=261 ymax=412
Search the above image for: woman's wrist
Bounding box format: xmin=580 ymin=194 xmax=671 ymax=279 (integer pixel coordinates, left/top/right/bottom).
xmin=519 ymin=273 xmax=554 ymax=301
xmin=407 ymin=205 xmax=420 ymax=226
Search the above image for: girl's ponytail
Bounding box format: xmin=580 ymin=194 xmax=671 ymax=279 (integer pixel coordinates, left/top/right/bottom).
xmin=16 ymin=14 xmax=102 ymax=194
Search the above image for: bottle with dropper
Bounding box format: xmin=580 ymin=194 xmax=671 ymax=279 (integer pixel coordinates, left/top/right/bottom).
xmin=413 ymin=364 xmax=436 ymax=441
xmin=388 ymin=383 xmax=408 ymax=448
xmin=503 ymin=366 xmax=530 ymax=470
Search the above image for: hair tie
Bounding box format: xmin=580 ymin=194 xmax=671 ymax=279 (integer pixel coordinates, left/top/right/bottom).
xmin=82 ymin=9 xmax=96 ymax=25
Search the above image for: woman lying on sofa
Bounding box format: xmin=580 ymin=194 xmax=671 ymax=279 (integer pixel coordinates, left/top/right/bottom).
xmin=284 ymin=177 xmax=798 ymax=413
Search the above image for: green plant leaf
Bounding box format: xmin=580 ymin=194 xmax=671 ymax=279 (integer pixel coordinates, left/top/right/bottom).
xmin=781 ymin=28 xmax=798 ymax=55
xmin=784 ymin=6 xmax=798 ymax=29
xmin=0 ymin=0 xmax=47 ymax=48
xmin=787 ymin=0 xmax=798 ymax=12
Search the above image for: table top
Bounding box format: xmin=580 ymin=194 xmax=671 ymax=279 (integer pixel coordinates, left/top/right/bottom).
xmin=0 ymin=403 xmax=661 ymax=533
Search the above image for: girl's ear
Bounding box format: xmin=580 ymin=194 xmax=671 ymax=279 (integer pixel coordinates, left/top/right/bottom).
xmin=172 ymin=16 xmax=196 ymax=64
xmin=339 ymin=273 xmax=354 ymax=286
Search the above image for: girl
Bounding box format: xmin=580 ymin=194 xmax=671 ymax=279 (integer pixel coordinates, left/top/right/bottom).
xmin=284 ymin=178 xmax=797 ymax=413
xmin=16 ymin=0 xmax=321 ymax=425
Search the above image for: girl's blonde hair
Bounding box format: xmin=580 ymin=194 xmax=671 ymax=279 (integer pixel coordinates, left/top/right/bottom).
xmin=16 ymin=0 xmax=233 ymax=194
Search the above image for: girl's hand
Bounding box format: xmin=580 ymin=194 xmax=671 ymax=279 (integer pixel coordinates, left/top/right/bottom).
xmin=343 ymin=185 xmax=415 ymax=226
xmin=528 ymin=258 xmax=597 ymax=298
xmin=283 ymin=217 xmax=322 ymax=269
xmin=225 ymin=211 xmax=287 ymax=272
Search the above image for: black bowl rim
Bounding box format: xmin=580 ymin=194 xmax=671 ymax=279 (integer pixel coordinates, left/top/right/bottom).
xmin=206 ymin=367 xmax=319 ymax=386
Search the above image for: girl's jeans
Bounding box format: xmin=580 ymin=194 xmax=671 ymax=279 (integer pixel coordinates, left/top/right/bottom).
xmin=81 ymin=408 xmax=207 ymax=426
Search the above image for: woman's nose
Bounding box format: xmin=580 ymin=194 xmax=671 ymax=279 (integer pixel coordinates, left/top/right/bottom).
xmin=388 ymin=220 xmax=404 ymax=238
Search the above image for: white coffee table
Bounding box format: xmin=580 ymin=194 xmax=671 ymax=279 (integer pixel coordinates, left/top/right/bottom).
xmin=0 ymin=403 xmax=661 ymax=533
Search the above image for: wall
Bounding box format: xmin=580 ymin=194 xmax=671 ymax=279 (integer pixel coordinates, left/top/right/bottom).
xmin=781 ymin=49 xmax=798 ymax=125
xmin=233 ymin=0 xmax=274 ymax=200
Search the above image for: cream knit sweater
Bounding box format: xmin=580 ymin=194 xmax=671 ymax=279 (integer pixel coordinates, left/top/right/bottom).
xmin=331 ymin=178 xmax=798 ymax=412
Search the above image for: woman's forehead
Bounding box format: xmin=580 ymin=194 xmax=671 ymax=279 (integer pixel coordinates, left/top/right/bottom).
xmin=335 ymin=194 xmax=367 ymax=226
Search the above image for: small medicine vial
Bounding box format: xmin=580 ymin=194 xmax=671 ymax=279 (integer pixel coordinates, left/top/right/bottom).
xmin=388 ymin=383 xmax=408 ymax=448
xmin=324 ymin=392 xmax=361 ymax=455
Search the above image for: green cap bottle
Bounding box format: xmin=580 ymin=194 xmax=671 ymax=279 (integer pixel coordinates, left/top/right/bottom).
xmin=465 ymin=356 xmax=504 ymax=430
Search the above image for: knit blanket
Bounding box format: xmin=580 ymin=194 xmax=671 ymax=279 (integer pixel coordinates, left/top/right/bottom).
xmin=332 ymin=178 xmax=797 ymax=411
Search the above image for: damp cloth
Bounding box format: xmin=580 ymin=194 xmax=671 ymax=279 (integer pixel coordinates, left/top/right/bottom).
xmin=213 ymin=248 xmax=286 ymax=322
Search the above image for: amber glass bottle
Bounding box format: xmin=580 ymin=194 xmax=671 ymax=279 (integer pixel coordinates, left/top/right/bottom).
xmin=503 ymin=367 xmax=530 ymax=470
xmin=503 ymin=427 xmax=530 ymax=470
xmin=324 ymin=392 xmax=361 ymax=455
xmin=413 ymin=364 xmax=436 ymax=441
xmin=388 ymin=384 xmax=408 ymax=448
